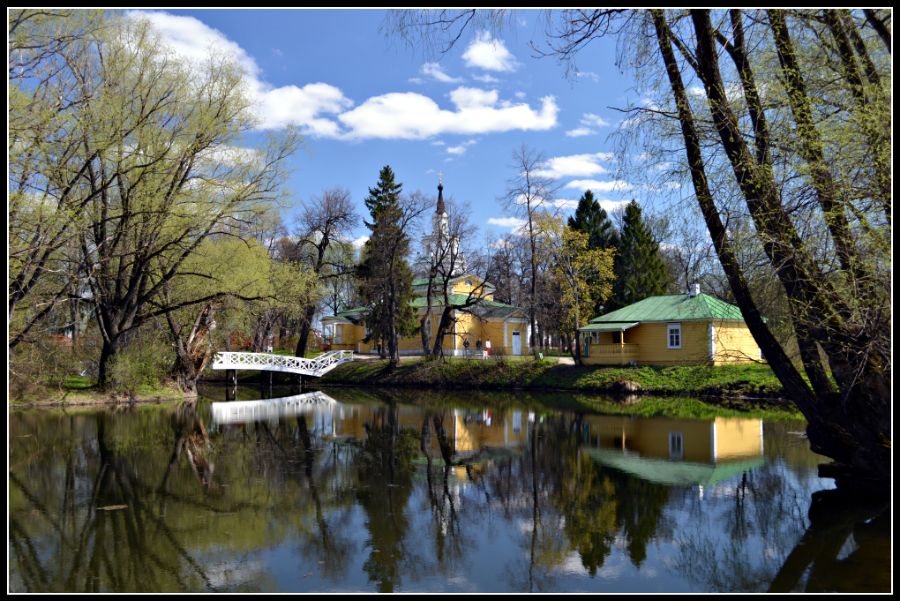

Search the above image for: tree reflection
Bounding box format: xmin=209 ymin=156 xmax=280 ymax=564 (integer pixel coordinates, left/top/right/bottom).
xmin=769 ymin=489 xmax=890 ymax=593
xmin=354 ymin=402 xmax=418 ymax=592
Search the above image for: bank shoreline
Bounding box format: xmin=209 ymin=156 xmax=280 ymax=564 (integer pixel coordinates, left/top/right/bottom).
xmin=309 ymin=358 xmax=792 ymax=403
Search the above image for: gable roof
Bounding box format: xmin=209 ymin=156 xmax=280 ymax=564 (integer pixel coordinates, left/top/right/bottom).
xmin=590 ymin=293 xmax=745 ymax=323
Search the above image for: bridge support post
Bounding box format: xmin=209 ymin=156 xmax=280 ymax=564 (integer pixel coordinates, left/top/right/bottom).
xmin=226 ymin=369 xmax=237 ymax=401
xmin=259 ymin=371 xmax=273 ymax=399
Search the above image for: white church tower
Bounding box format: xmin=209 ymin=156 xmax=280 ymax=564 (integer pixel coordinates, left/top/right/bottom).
xmin=421 ymin=174 xmax=465 ymax=276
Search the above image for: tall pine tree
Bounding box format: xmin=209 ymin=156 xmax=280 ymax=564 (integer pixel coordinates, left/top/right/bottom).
xmin=607 ymin=200 xmax=670 ymax=312
xmin=568 ymin=190 xmax=619 ymax=316
xmin=358 ymin=166 xmax=416 ymax=366
xmin=567 ymin=189 xmax=619 ymax=250
xmin=364 ymin=165 xmax=403 ymax=228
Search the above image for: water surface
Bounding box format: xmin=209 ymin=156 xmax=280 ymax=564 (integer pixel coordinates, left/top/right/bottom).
xmin=8 ymin=385 xmax=890 ymax=592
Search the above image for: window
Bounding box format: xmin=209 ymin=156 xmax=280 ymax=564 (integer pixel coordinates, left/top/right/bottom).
xmin=667 ymin=323 xmax=682 ymax=349
xmin=465 ymin=280 xmax=473 ymax=287
xmin=612 ymin=332 xmax=621 ymax=344
xmin=669 ymin=432 xmax=684 ymax=460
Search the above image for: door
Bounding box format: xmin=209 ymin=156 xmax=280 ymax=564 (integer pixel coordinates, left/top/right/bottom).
xmin=512 ymin=330 xmax=522 ymax=355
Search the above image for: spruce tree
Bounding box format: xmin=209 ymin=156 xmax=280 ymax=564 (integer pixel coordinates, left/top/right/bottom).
xmin=357 ymin=166 xmax=415 ymax=366
xmin=364 ymin=165 xmax=403 ymax=228
xmin=567 ymin=189 xmax=619 ymax=250
xmin=608 ymin=200 xmax=670 ymax=312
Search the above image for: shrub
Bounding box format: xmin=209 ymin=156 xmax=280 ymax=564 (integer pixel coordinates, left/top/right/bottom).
xmin=107 ymin=328 xmax=173 ymax=395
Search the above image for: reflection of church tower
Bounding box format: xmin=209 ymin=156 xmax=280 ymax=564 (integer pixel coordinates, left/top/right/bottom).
xmin=422 ymin=175 xmax=465 ymax=276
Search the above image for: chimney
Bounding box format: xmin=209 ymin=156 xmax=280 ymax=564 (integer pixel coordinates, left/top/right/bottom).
xmin=689 ymin=283 xmax=700 ymax=297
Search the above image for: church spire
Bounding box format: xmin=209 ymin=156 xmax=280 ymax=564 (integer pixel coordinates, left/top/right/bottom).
xmin=436 ymin=172 xmax=445 ymax=215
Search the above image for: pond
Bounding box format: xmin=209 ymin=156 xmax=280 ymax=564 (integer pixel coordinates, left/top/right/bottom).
xmin=8 ymin=385 xmax=890 ymax=593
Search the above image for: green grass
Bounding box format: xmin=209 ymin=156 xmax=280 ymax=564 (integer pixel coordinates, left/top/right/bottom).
xmin=319 ymin=358 xmax=785 ymax=399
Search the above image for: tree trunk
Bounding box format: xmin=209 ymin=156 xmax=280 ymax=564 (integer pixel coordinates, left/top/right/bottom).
xmin=97 ymin=336 xmax=119 ymax=389
xmin=653 ymin=10 xmax=890 ymax=487
xmin=295 ymin=305 xmax=316 ymax=358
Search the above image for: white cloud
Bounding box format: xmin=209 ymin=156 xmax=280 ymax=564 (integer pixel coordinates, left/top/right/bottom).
xmin=446 ymin=139 xmax=477 ymax=156
xmin=488 ymin=216 xmax=527 ymax=234
xmin=514 ymin=91 xmax=527 ymax=99
xmin=565 ymin=127 xmax=594 ymax=138
xmin=130 ymin=11 xmax=552 ymax=141
xmin=565 ymin=179 xmax=634 ymax=192
xmin=472 ymin=74 xmax=500 ymax=84
xmin=565 ymin=112 xmax=611 ymax=137
xmin=127 ymin=11 xmax=351 ymax=135
xmin=463 ymin=32 xmax=518 ymax=72
xmin=253 ymin=82 xmax=352 ymax=133
xmin=422 ymin=62 xmax=463 ymax=83
xmin=553 ymin=199 xmax=579 ymax=210
xmin=450 ymin=86 xmax=499 ymax=109
xmin=581 ymin=113 xmax=610 ymax=128
xmin=534 ymin=152 xmax=613 ymax=179
xmin=351 ymin=235 xmax=369 ymax=248
xmin=408 ymin=77 xmax=425 ymax=85
xmin=597 ymin=199 xmax=631 ymax=213
xmin=575 ymin=71 xmax=600 ymax=82
xmin=338 ymin=88 xmax=557 ymax=140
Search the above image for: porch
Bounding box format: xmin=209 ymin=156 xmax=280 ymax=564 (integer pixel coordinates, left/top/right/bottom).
xmin=580 ymin=321 xmax=641 ymax=366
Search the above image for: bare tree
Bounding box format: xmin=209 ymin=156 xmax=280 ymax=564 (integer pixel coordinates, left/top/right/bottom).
xmin=293 ymin=188 xmax=358 ymax=357
xmin=501 ymin=145 xmax=562 ymax=350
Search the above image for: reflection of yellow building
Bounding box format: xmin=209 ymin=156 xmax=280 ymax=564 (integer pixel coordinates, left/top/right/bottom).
xmin=328 ymin=404 xmax=530 ymax=456
xmin=583 ymin=415 xmax=765 ymax=486
xmin=322 ymin=183 xmax=530 ymax=357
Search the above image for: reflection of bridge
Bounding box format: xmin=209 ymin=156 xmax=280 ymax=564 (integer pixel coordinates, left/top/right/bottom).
xmin=211 ymin=391 xmax=339 ymax=425
xmin=211 ymin=350 xmax=354 ymax=377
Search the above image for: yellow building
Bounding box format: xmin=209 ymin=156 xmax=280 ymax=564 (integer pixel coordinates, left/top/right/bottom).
xmin=322 ymin=274 xmax=530 ymax=356
xmin=578 ymin=285 xmax=762 ymax=366
xmin=322 ymin=181 xmax=530 ymax=356
xmin=582 ymin=414 xmax=765 ymax=486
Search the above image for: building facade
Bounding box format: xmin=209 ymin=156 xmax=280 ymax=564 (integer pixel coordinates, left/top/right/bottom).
xmin=578 ymin=285 xmax=762 ymax=366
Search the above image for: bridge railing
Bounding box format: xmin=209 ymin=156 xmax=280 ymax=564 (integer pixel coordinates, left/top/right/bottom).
xmin=211 ymin=350 xmax=353 ymax=377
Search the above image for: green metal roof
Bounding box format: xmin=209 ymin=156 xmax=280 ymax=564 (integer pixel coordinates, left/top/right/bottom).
xmin=579 ymin=322 xmax=639 ymax=333
xmin=589 ymin=293 xmax=745 ymax=323
xmin=586 ymin=448 xmax=766 ymax=487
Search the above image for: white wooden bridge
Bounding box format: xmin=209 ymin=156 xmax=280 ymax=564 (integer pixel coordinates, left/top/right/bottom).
xmin=211 ymin=350 xmax=354 ymax=378
xmin=211 ymin=391 xmax=338 ymax=425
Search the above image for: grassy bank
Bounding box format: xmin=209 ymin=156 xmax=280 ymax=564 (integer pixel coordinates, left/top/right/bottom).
xmin=10 ymin=375 xmax=185 ymax=409
xmin=317 ymin=357 xmax=786 ymax=399
xmin=321 ymin=385 xmax=803 ymax=421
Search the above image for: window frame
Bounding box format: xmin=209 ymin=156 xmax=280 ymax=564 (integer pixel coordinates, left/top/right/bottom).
xmin=667 ymin=322 xmax=682 ymax=349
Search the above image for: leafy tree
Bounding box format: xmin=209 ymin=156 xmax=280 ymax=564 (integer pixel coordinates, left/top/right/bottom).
xmin=544 ymin=217 xmax=615 ymax=365
xmin=567 ymin=189 xmax=620 ymax=315
xmin=9 ymin=12 xmax=298 ymax=388
xmin=608 ymin=200 xmax=670 ymax=311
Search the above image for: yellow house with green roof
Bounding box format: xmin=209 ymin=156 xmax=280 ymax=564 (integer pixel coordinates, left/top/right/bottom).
xmin=578 ymin=285 xmax=761 ymax=366
xmin=321 ymin=274 xmax=530 ymax=356
xmin=322 ymin=181 xmax=530 ymax=356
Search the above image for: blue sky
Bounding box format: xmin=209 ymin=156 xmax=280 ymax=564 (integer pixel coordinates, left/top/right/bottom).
xmin=125 ymin=9 xmax=668 ymax=248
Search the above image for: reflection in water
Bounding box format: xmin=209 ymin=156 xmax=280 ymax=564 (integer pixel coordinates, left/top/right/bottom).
xmin=8 ymin=391 xmax=890 ymax=593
